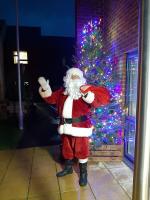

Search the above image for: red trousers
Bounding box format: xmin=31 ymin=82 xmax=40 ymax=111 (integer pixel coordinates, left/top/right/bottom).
xmin=61 ymin=135 xmax=89 ymax=159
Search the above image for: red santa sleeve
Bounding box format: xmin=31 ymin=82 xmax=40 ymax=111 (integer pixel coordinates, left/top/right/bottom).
xmin=43 ymin=88 xmax=63 ymax=105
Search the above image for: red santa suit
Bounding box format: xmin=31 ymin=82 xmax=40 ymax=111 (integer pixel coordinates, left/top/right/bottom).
xmin=40 ymin=85 xmax=110 ymax=160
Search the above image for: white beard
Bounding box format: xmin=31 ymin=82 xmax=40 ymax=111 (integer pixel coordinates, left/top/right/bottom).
xmin=64 ymin=79 xmax=84 ymax=100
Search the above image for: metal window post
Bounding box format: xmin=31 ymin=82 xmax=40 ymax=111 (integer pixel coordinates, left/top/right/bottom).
xmin=132 ymin=0 xmax=150 ymax=199
xmin=15 ymin=0 xmax=23 ymax=130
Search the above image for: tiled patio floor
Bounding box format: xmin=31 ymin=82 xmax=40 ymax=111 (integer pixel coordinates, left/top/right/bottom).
xmin=0 ymin=146 xmax=133 ymax=200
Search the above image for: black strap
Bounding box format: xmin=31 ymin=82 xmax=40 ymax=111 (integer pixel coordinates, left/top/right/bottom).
xmin=60 ymin=115 xmax=88 ymax=124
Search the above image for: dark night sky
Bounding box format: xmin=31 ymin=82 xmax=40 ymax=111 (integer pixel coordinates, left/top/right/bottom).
xmin=0 ymin=0 xmax=75 ymax=37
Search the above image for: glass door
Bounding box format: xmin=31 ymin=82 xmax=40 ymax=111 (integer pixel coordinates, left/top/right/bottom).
xmin=124 ymin=51 xmax=138 ymax=162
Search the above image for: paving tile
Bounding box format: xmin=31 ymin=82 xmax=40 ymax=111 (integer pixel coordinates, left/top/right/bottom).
xmin=0 ymin=179 xmax=29 ymax=199
xmin=28 ymin=176 xmax=59 ymax=198
xmin=108 ymin=166 xmax=133 ymax=183
xmin=88 ymin=168 xmax=116 ymax=186
xmin=88 ymin=161 xmax=105 ymax=170
xmin=58 ymin=173 xmax=80 ymax=193
xmin=61 ymin=188 xmax=96 ymax=200
xmin=0 ymin=146 xmax=133 ymax=200
xmin=88 ymin=169 xmax=130 ymax=200
xmin=15 ymin=147 xmax=34 ymax=155
xmin=0 ymin=161 xmax=10 ymax=183
xmin=32 ymin=155 xmax=55 ymax=166
xmin=6 ymin=160 xmax=31 ymax=171
xmin=10 ymin=159 xmax=32 ymax=168
xmin=0 ymin=160 xmax=10 ymax=170
xmin=3 ymin=167 xmax=30 ymax=182
xmin=104 ymin=161 xmax=127 ymax=169
xmin=31 ymin=164 xmax=57 ymax=178
xmin=5 ymin=198 xmax=26 ymax=200
xmin=120 ymin=181 xmax=133 ymax=198
xmin=34 ymin=146 xmax=52 ymax=156
xmin=13 ymin=154 xmax=33 ymax=163
xmin=93 ymin=183 xmax=130 ymax=200
xmin=3 ymin=167 xmax=31 ymax=181
xmin=10 ymin=199 xmax=26 ymax=200
xmin=28 ymin=193 xmax=61 ymax=200
xmin=13 ymin=148 xmax=34 ymax=161
xmin=0 ymin=149 xmax=15 ymax=162
xmin=0 ymin=170 xmax=5 ymax=184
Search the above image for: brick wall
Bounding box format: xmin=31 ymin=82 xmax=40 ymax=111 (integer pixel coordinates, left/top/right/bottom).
xmin=76 ymin=0 xmax=138 ymax=53
xmin=103 ymin=0 xmax=139 ymax=102
xmin=103 ymin=0 xmax=138 ymax=54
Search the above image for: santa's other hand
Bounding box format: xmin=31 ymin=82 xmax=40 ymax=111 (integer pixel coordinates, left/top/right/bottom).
xmin=82 ymin=91 xmax=95 ymax=104
xmin=80 ymin=85 xmax=91 ymax=94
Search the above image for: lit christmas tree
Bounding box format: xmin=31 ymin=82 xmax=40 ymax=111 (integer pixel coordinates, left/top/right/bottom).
xmin=75 ymin=19 xmax=124 ymax=148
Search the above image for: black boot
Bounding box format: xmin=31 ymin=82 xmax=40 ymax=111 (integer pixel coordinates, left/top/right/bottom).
xmin=79 ymin=162 xmax=87 ymax=186
xmin=56 ymin=159 xmax=73 ymax=177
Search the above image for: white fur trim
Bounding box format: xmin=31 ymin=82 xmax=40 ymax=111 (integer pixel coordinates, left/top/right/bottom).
xmin=39 ymin=86 xmax=52 ymax=98
xmin=79 ymin=158 xmax=88 ymax=163
xmin=58 ymin=124 xmax=93 ymax=137
xmin=82 ymin=91 xmax=95 ymax=104
xmin=66 ymin=68 xmax=84 ymax=78
xmin=62 ymin=96 xmax=73 ymax=118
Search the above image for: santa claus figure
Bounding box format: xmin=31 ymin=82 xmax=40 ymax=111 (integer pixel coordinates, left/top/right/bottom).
xmin=38 ymin=67 xmax=110 ymax=186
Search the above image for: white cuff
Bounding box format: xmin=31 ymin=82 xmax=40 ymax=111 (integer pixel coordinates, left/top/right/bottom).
xmin=82 ymin=91 xmax=95 ymax=104
xmin=79 ymin=158 xmax=88 ymax=163
xmin=39 ymin=86 xmax=52 ymax=98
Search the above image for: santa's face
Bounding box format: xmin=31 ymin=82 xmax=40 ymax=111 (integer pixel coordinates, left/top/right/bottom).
xmin=71 ymin=74 xmax=80 ymax=80
xmin=63 ymin=73 xmax=85 ymax=99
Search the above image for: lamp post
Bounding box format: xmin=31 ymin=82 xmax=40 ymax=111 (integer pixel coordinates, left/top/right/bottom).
xmin=13 ymin=50 xmax=28 ymax=130
xmin=15 ymin=0 xmax=23 ymax=130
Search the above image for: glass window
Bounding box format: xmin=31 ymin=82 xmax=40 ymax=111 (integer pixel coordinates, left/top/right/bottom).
xmin=124 ymin=51 xmax=138 ymax=162
xmin=13 ymin=51 xmax=28 ymax=64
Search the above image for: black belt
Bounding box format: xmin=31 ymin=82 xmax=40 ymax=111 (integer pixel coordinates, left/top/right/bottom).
xmin=60 ymin=115 xmax=88 ymax=124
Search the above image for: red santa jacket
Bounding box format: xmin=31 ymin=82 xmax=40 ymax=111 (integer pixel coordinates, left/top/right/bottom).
xmin=43 ymin=85 xmax=110 ymax=137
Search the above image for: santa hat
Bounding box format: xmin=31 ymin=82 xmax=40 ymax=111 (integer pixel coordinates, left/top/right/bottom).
xmin=65 ymin=67 xmax=84 ymax=79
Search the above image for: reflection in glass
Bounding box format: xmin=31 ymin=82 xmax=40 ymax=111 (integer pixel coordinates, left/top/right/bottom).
xmin=125 ymin=51 xmax=138 ymax=161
